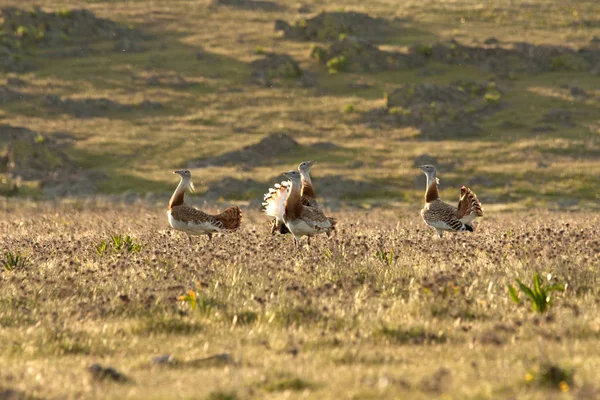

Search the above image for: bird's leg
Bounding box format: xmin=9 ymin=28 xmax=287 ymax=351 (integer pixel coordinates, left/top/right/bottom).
xmin=186 ymin=234 xmax=193 ymax=245
xmin=306 ymin=236 xmax=311 ymax=246
xmin=293 ymin=236 xmax=300 ymax=250
xmin=207 ymin=232 xmax=213 ymax=241
xmin=435 ymin=229 xmax=443 ymax=239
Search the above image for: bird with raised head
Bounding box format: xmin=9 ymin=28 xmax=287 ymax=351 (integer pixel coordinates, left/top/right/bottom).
xmin=418 ymin=164 xmax=483 ymax=238
xmin=168 ymin=169 xmax=242 ymax=243
xmin=280 ymin=169 xmax=335 ymax=247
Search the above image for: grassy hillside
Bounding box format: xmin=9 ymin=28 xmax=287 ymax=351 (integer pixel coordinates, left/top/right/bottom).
xmin=1 ymin=0 xmax=599 ymax=208
xmin=0 ymin=0 xmax=599 ymax=208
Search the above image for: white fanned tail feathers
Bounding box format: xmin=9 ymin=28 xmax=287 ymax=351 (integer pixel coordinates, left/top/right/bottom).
xmin=262 ymin=180 xmax=291 ymax=223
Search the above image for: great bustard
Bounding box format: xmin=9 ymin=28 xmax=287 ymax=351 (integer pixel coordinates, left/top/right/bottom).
xmin=418 ymin=165 xmax=483 ymax=238
xmin=279 ymin=169 xmax=335 ymax=247
xmin=263 ymin=161 xmax=318 ymax=235
xmin=168 ymin=170 xmax=242 ymax=242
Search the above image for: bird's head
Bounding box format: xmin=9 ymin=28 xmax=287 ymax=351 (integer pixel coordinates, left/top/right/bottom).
xmin=173 ymin=169 xmax=195 ymax=192
xmin=298 ymin=160 xmax=315 ymax=175
xmin=417 ymin=165 xmax=438 ymax=185
xmin=282 ymin=169 xmax=302 ymax=183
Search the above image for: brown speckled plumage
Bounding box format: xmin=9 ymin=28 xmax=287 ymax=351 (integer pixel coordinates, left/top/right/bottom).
xmin=418 ymin=165 xmax=483 ymax=238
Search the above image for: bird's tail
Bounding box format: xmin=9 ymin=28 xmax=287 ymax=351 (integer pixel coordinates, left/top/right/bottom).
xmin=457 ymin=186 xmax=483 ymax=221
xmin=262 ymin=180 xmax=290 ymax=222
xmin=215 ymin=206 xmax=243 ymax=231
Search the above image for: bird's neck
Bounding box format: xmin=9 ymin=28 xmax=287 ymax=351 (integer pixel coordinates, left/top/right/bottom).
xmin=301 ymin=175 xmax=315 ymax=198
xmin=285 ymin=179 xmax=303 ymax=219
xmin=169 ymin=179 xmax=187 ymax=210
xmin=425 ymin=174 xmax=439 ymax=203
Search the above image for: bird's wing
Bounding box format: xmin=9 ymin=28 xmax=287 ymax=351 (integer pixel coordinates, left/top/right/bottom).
xmin=302 ymin=196 xmax=319 ymax=208
xmin=299 ymin=206 xmax=335 ymax=230
xmin=170 ymin=205 xmax=223 ymax=229
xmin=262 ymin=180 xmax=290 ymax=222
xmin=424 ymin=200 xmax=465 ymax=231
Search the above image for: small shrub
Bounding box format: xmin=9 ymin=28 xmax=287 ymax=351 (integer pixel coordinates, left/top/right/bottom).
xmin=16 ymin=26 xmax=28 ymax=37
xmin=55 ymin=9 xmax=73 ymax=19
xmin=415 ymin=44 xmax=433 ymax=56
xmin=254 ymin=46 xmax=265 ymax=55
xmin=484 ymin=91 xmax=502 ymax=103
xmin=326 ymin=56 xmax=347 ymax=74
xmin=342 ymin=104 xmax=355 ymax=114
xmin=309 ymin=44 xmax=326 ymax=61
xmin=508 ymin=272 xmax=565 ymax=313
xmin=2 ymin=251 xmax=27 ymax=271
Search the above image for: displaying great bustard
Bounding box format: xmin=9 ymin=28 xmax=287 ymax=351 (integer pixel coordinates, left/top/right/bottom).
xmin=418 ymin=165 xmax=483 ymax=238
xmin=263 ymin=161 xmax=318 ymax=235
xmin=278 ymin=169 xmax=336 ymax=247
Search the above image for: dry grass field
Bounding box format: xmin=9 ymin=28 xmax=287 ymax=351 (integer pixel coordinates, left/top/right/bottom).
xmin=1 ymin=201 xmax=600 ymax=399
xmin=1 ymin=0 xmax=600 ymax=398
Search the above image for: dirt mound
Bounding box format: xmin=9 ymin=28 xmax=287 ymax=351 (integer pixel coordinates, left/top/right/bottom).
xmin=0 ymin=124 xmax=106 ymax=196
xmin=190 ymin=133 xmax=300 ymax=168
xmin=408 ymin=39 xmax=599 ymax=75
xmin=275 ymin=11 xmax=397 ymax=43
xmin=0 ymin=7 xmax=148 ymax=49
xmin=310 ymin=36 xmax=419 ymax=73
xmin=44 ymin=95 xmax=162 ymax=118
xmin=249 ymin=53 xmax=308 ymax=87
xmin=365 ymin=80 xmax=503 ymax=140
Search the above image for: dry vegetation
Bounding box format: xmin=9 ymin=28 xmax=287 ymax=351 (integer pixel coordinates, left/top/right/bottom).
xmin=1 ymin=201 xmax=600 ymax=399
xmin=1 ymin=0 xmax=600 ymax=398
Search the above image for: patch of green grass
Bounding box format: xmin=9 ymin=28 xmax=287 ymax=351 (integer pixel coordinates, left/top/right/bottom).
xmin=508 ymin=273 xmax=565 ymax=313
xmin=96 ymin=235 xmax=143 ymax=254
xmin=2 ymin=251 xmax=27 ymax=271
